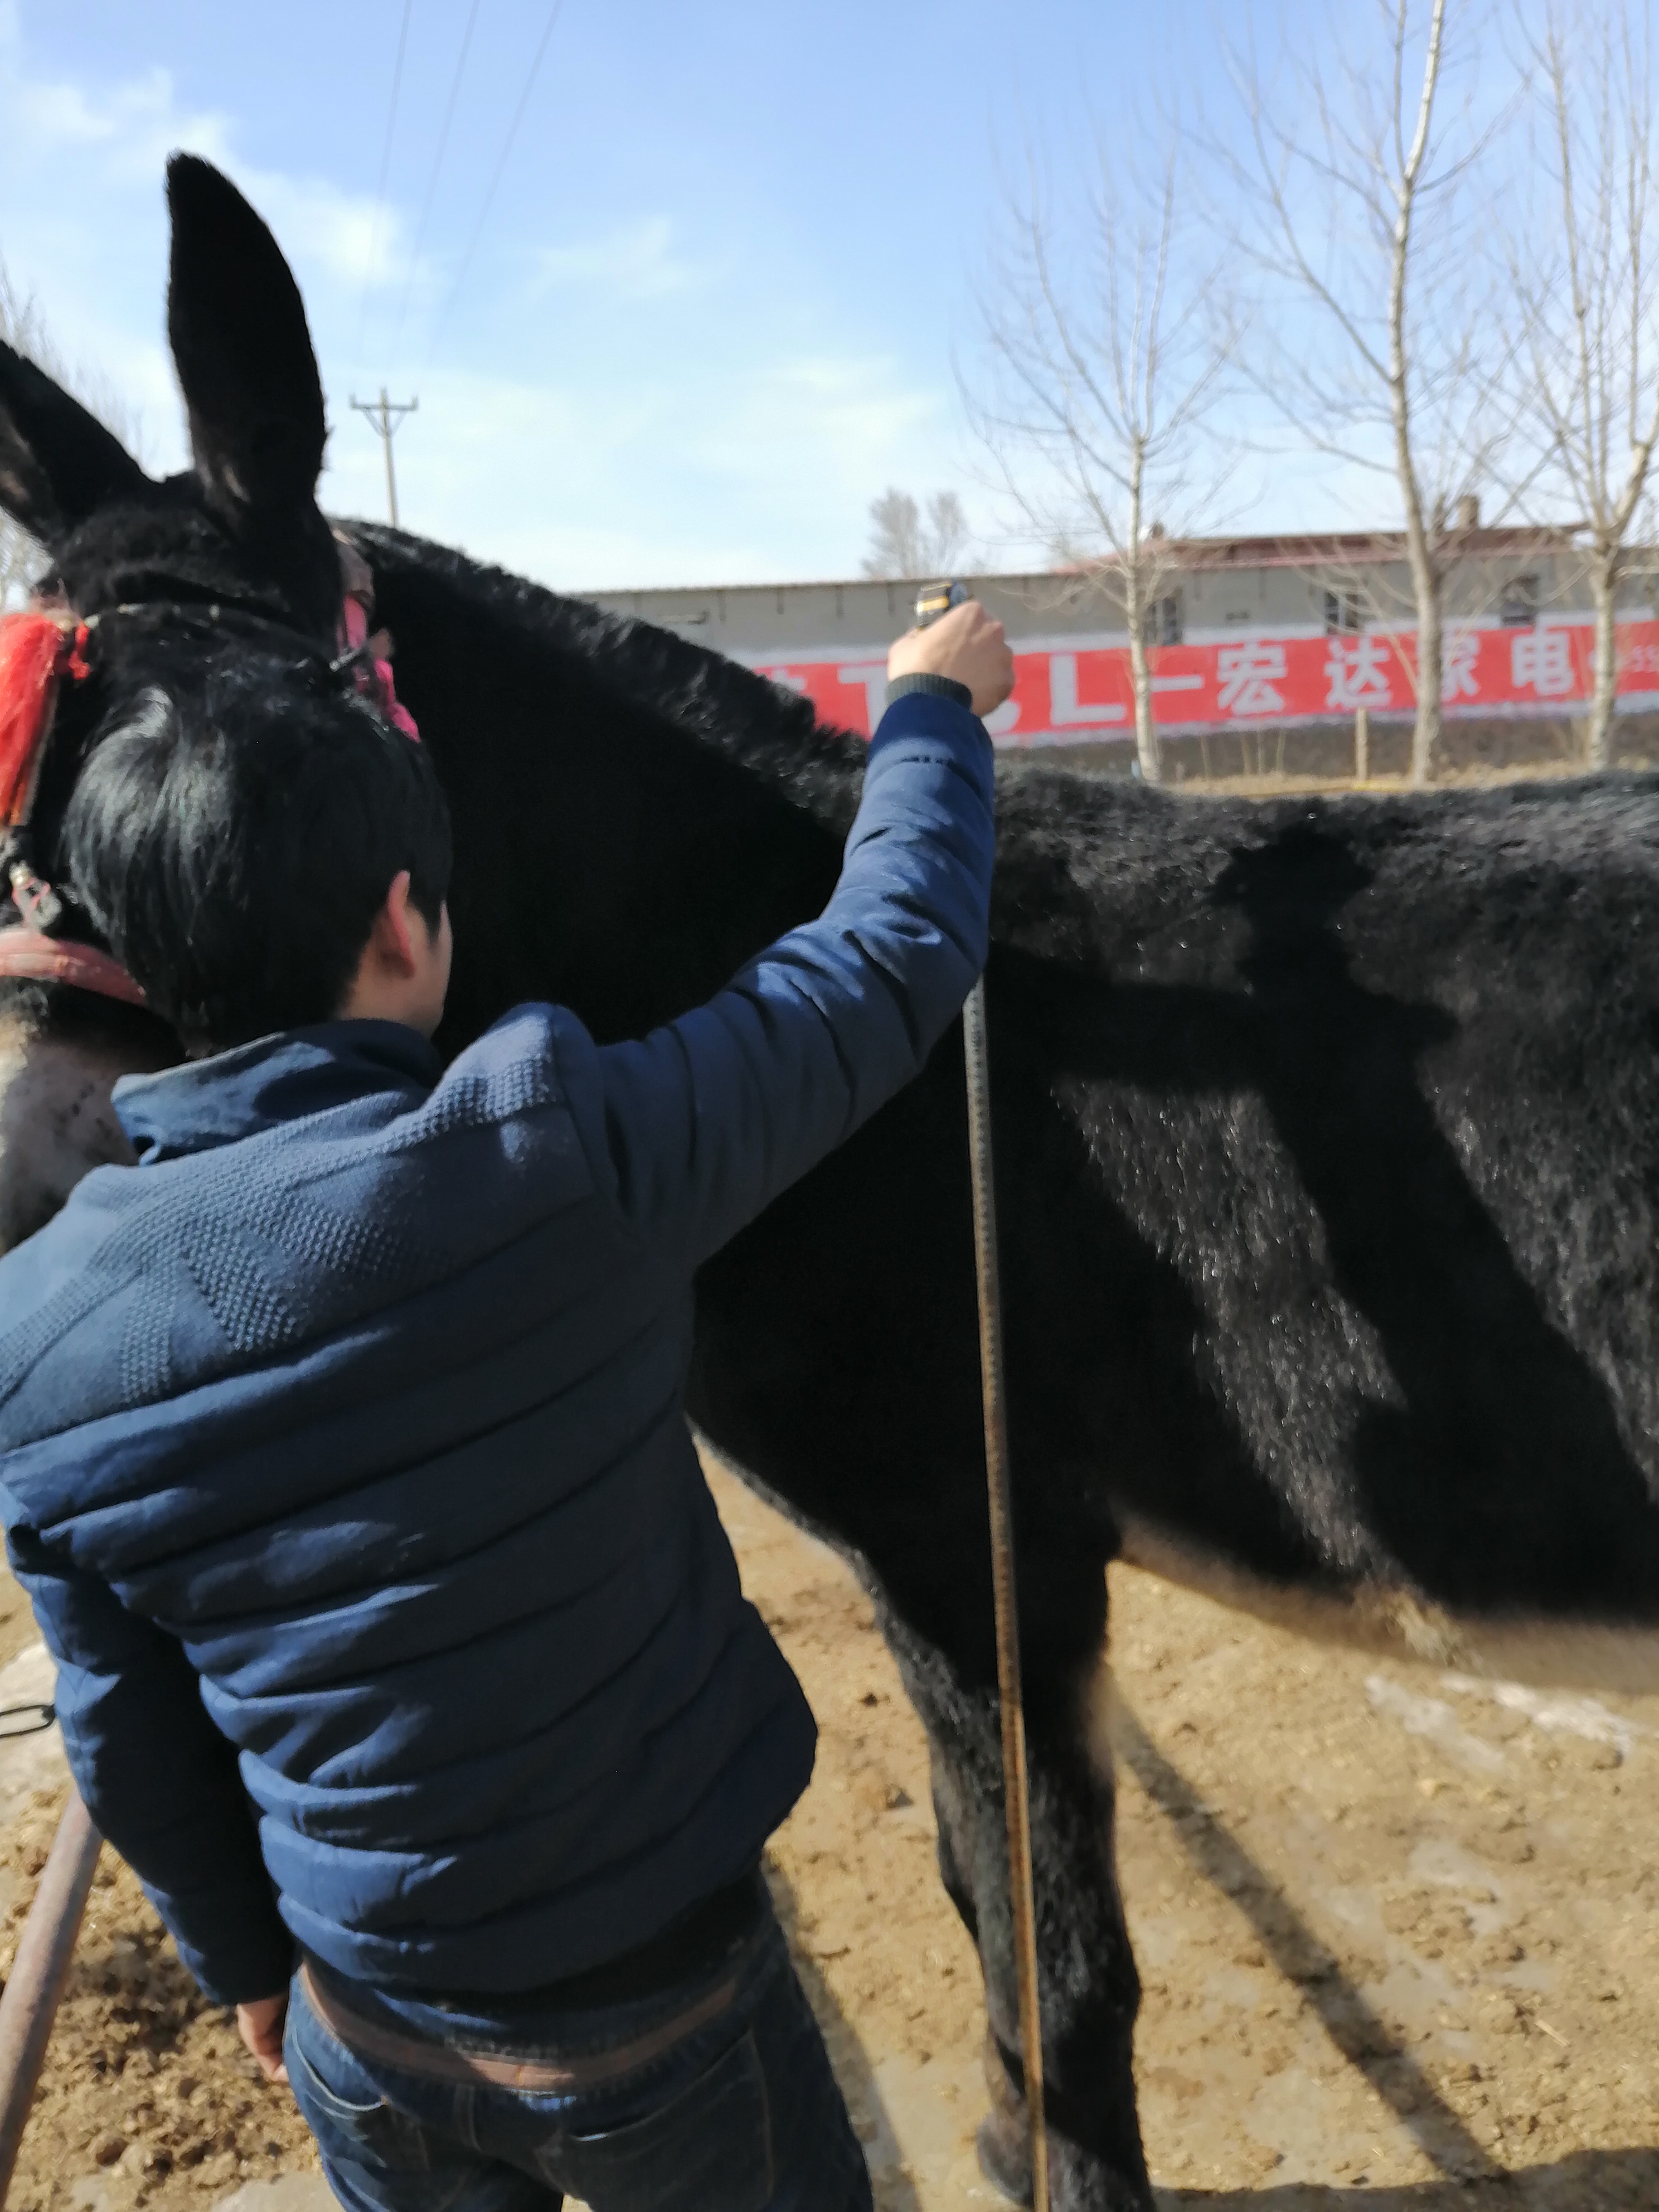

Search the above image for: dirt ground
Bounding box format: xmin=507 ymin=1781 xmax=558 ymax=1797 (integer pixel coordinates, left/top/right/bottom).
xmin=2 ymin=1457 xmax=1659 ymax=2209
xmin=716 ymin=1466 xmax=1659 ymax=2210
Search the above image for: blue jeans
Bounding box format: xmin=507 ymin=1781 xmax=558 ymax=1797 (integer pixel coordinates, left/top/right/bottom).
xmin=283 ymin=1891 xmax=873 ymax=2212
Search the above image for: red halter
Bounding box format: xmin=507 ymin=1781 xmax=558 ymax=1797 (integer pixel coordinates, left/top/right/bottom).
xmin=0 ymin=557 xmax=420 ymax=1014
xmin=0 ymin=927 xmax=148 ymax=1006
xmin=0 ymin=612 xmax=134 ymax=1003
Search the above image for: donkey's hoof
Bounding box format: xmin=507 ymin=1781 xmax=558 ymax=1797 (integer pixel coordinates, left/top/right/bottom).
xmin=975 ymin=2110 xmax=1035 ymax=2206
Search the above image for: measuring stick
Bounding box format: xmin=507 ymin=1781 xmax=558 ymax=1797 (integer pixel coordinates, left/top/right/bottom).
xmin=962 ymin=977 xmax=1049 ymax=2210
xmin=914 ymin=580 xmax=1049 ymax=2209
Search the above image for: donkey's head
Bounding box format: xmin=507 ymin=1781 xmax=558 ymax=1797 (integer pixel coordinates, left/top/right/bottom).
xmin=0 ymin=156 xmax=353 ymax=1246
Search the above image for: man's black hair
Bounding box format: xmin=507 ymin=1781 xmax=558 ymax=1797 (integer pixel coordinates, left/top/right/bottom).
xmin=63 ymin=649 xmax=452 ymax=1051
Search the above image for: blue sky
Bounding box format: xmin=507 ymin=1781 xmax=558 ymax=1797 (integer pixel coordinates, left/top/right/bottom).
xmin=0 ymin=0 xmax=1516 ymax=588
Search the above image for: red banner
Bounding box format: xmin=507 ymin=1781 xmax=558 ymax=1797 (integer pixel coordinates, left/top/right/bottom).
xmin=748 ymin=618 xmax=1659 ymax=749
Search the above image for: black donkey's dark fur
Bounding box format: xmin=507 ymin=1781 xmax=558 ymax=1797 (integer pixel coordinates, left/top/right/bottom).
xmin=4 ymin=156 xmax=1659 ymax=2210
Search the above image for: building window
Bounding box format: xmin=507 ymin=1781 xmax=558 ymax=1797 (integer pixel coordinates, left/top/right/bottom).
xmin=1501 ymin=574 xmax=1539 ymax=628
xmin=1141 ymin=593 xmax=1183 ymax=647
xmin=1323 ymin=589 xmax=1364 ymax=633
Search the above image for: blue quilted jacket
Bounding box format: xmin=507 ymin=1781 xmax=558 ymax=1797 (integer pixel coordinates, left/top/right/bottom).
xmin=0 ymin=693 xmax=995 ymax=2005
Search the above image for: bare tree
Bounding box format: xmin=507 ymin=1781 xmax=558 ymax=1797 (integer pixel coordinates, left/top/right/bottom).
xmin=963 ymin=137 xmax=1231 ymax=784
xmin=0 ymin=261 xmax=141 ymax=609
xmin=861 ymin=488 xmax=971 ymax=580
xmin=1501 ymin=0 xmax=1659 ymax=769
xmin=1221 ymin=0 xmax=1514 ymax=784
xmin=0 ymin=263 xmax=47 ymax=610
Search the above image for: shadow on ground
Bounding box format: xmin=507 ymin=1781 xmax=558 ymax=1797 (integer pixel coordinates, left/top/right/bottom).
xmin=1114 ymin=1701 xmax=1499 ymax=2190
xmin=1114 ymin=1694 xmax=1659 ymax=2211
xmin=1157 ymin=2149 xmax=1659 ymax=2206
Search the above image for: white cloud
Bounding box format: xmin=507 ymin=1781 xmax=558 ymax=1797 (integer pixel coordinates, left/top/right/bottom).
xmin=0 ymin=7 xmax=960 ymax=588
xmin=3 ymin=36 xmax=232 ymax=186
xmin=692 ymin=355 xmax=942 ymax=487
xmin=242 ymin=172 xmax=407 ymax=292
xmin=11 ymin=75 xmax=124 ymax=147
xmin=530 ymin=217 xmax=709 ymax=304
xmin=316 ymin=351 xmax=954 ymax=591
xmin=0 ymin=11 xmax=406 ymax=299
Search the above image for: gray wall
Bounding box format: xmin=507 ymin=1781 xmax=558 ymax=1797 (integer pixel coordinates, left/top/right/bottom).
xmin=581 ymin=540 xmax=1642 ymax=660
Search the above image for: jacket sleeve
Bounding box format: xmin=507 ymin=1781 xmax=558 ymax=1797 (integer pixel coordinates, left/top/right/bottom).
xmin=7 ymin=1529 xmax=294 ymax=2007
xmin=583 ymin=688 xmax=995 ymax=1269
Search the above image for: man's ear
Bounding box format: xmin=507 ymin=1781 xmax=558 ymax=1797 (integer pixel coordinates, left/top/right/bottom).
xmin=0 ymin=341 xmax=151 ymax=551
xmin=376 ymin=871 xmax=420 ymax=974
xmin=166 ymin=154 xmax=327 ymax=522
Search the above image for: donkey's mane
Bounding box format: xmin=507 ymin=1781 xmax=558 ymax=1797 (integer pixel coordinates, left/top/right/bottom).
xmin=347 ymin=523 xmax=1659 ymax=984
xmin=344 ymin=520 xmax=1261 ymax=976
xmin=350 ymin=522 xmax=872 ymax=837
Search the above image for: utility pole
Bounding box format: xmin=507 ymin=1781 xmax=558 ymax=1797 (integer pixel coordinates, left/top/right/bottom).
xmin=350 ymin=387 xmax=419 ymax=527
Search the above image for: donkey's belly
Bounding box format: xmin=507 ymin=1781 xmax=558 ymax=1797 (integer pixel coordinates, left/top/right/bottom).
xmin=1116 ymin=1508 xmax=1659 ymax=1695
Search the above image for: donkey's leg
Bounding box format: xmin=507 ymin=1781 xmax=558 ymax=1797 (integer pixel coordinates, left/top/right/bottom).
xmin=877 ymin=1600 xmax=1152 ymax=2212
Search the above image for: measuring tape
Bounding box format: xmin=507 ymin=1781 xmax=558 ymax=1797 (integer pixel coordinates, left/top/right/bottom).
xmin=913 ymin=580 xmax=1049 ymax=2211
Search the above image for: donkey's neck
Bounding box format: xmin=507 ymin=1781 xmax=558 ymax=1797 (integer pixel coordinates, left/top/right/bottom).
xmin=356 ymin=526 xmax=861 ymax=1051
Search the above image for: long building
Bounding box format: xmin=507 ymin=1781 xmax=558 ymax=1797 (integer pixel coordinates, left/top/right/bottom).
xmin=585 ymin=521 xmax=1659 ymax=775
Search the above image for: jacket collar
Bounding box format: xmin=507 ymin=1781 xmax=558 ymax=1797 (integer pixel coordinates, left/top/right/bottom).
xmin=114 ymin=1021 xmax=443 ymax=1163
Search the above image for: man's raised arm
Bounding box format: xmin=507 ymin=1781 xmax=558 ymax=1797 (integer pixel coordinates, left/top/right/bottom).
xmin=576 ymin=600 xmax=1013 ymax=1268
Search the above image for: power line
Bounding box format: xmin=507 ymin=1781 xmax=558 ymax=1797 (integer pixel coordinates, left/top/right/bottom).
xmin=389 ymin=0 xmax=484 ymax=362
xmin=424 ymin=0 xmax=567 ymax=366
xmin=353 ymin=0 xmax=416 ymax=370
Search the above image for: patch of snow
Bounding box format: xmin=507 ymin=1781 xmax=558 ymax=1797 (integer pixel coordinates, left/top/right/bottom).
xmin=1440 ymin=1672 xmax=1648 ymax=1761
xmin=1364 ymin=1675 xmax=1507 ymax=1775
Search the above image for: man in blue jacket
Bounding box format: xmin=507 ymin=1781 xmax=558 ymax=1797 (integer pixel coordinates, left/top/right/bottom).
xmin=0 ymin=599 xmax=1010 ymax=2212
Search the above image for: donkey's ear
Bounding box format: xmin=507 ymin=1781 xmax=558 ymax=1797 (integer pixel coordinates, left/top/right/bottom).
xmin=166 ymin=154 xmax=326 ymax=520
xmin=0 ymin=342 xmax=151 ymax=550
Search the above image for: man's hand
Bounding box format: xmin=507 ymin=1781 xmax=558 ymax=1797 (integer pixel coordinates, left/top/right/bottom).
xmin=887 ymin=599 xmax=1015 ymax=720
xmin=237 ymin=1992 xmax=290 ymax=2084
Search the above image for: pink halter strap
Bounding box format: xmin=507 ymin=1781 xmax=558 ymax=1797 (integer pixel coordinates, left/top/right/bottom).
xmin=335 ymin=578 xmax=421 ymax=744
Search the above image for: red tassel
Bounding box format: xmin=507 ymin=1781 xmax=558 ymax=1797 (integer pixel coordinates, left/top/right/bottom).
xmin=0 ymin=615 xmax=72 ymax=827
xmin=0 ymin=614 xmax=64 ymax=819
